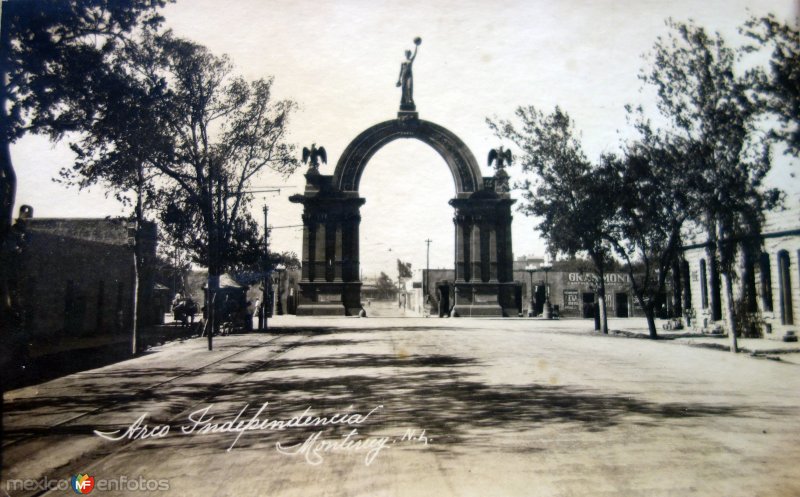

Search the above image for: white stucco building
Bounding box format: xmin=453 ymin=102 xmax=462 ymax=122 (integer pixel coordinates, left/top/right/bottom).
xmin=681 ymin=198 xmax=799 ymax=341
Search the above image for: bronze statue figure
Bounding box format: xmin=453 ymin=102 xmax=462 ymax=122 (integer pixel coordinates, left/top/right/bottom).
xmin=302 ymin=143 xmax=327 ymax=169
xmin=488 ymin=146 xmax=512 ymax=170
xmin=397 ymin=37 xmax=421 ymax=111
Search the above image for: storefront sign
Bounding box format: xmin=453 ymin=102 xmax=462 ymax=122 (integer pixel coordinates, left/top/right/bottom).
xmin=566 ymin=273 xmax=631 ymax=286
xmin=563 ymin=290 xmax=580 ymax=309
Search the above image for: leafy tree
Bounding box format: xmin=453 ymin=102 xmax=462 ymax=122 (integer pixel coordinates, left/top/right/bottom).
xmin=154 ymin=246 xmax=192 ymax=295
xmin=376 ymin=272 xmax=395 ymax=300
xmin=488 ymin=106 xmax=616 ymax=333
xmin=641 ymin=19 xmax=782 ymax=352
xmin=551 ymin=256 xmax=621 ymax=273
xmin=225 ymin=250 xmax=301 ymax=287
xmin=63 ymin=31 xmax=299 ymax=342
xmin=56 ymin=31 xmax=166 ymax=354
xmin=0 ymin=0 xmax=167 ymax=474
xmin=269 ymin=251 xmax=301 ymax=272
xmin=601 ymin=127 xmax=697 ymax=338
xmin=0 ymin=0 xmax=168 ymax=236
xmin=397 ymin=259 xmax=413 ymax=279
xmin=158 ymin=193 xmax=266 ymax=273
xmin=742 ymin=14 xmax=800 ymax=158
xmin=397 ymin=258 xmax=412 ymax=291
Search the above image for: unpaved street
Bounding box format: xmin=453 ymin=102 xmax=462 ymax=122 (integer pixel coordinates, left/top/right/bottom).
xmin=3 ymin=317 xmax=799 ymax=496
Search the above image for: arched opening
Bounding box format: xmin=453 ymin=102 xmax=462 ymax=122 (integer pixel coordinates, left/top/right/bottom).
xmin=332 ymin=119 xmax=483 ymax=195
xmin=681 ymin=259 xmax=692 ymax=311
xmin=743 ymin=251 xmax=758 ymax=313
xmin=700 ymin=259 xmax=708 ymax=309
xmin=759 ymin=252 xmax=773 ymax=312
xmin=359 ymin=140 xmax=456 ymax=315
xmin=709 ymin=257 xmax=722 ymax=321
xmin=778 ymin=250 xmax=794 ymax=325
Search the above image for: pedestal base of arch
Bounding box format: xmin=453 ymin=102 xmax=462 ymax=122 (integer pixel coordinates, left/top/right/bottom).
xmin=290 ymin=173 xmax=366 ymax=317
xmin=295 ymin=281 xmax=363 ymax=316
xmin=451 ymin=282 xmax=520 ymax=317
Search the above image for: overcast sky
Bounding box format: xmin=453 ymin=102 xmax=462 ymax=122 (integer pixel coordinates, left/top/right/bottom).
xmin=12 ymin=0 xmax=799 ymax=279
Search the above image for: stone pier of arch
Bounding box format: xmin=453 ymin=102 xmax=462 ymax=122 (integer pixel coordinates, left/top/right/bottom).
xmin=289 ymin=114 xmax=520 ymax=317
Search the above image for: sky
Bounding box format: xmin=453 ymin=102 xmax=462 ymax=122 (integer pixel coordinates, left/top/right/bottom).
xmin=11 ymin=0 xmax=800 ymax=280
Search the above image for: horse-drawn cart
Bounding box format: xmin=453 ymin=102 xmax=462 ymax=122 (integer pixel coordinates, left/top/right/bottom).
xmin=172 ymin=298 xmax=198 ymax=328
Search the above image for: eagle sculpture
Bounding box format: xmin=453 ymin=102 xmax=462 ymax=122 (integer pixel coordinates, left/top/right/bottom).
xmin=488 ymin=146 xmax=512 ymax=170
xmin=302 ymin=143 xmax=327 ymax=169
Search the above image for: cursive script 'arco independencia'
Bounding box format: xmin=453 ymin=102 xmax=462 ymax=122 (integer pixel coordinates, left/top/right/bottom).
xmin=93 ymin=402 xmax=384 ymax=452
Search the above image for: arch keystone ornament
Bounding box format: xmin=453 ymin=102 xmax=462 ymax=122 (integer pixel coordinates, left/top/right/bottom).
xmin=289 ymin=43 xmax=520 ymax=316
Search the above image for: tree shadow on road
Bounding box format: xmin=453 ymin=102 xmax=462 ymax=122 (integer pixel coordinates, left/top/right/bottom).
xmin=206 ymin=354 xmax=773 ymax=454
xmin=3 ymin=328 xmax=794 ymax=458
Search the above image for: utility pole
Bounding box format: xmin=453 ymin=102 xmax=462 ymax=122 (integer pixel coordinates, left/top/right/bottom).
xmin=262 ymin=205 xmax=269 ymax=331
xmin=425 ymin=238 xmax=432 ymax=314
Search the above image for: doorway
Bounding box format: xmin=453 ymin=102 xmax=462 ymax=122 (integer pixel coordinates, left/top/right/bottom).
xmin=615 ymin=292 xmax=629 ymax=318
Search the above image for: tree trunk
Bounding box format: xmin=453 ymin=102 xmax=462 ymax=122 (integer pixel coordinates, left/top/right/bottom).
xmin=207 ymin=271 xmax=219 ymax=350
xmin=671 ymin=257 xmax=682 ymax=318
xmin=722 ymin=270 xmax=738 ymax=353
xmin=598 ymin=278 xmax=609 ymax=334
xmin=131 ymin=165 xmax=144 ymax=356
xmin=633 ymin=288 xmax=658 ymax=339
xmin=0 ymin=137 xmax=13 ymax=241
xmin=644 ymin=303 xmax=658 ymax=339
xmin=589 ymin=251 xmax=609 ymax=334
xmin=0 ymin=4 xmax=15 ymax=237
xmin=205 ymin=198 xmax=220 ymax=349
xmin=0 ymin=1 xmax=18 ymax=335
xmin=206 ymin=172 xmax=223 ymax=350
xmin=0 ymin=3 xmax=18 ymax=476
xmin=715 ymin=223 xmax=738 ymax=353
xmin=131 ymin=250 xmax=139 ymax=355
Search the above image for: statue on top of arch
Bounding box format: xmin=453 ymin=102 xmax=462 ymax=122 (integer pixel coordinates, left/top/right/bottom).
xmin=302 ymin=143 xmax=327 ymax=171
xmin=397 ymin=37 xmax=421 ymax=112
xmin=488 ymin=146 xmax=512 ymax=194
xmin=488 ymin=146 xmax=512 ymax=171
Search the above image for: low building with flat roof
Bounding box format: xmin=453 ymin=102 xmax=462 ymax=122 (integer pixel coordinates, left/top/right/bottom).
xmin=13 ymin=207 xmax=159 ymax=354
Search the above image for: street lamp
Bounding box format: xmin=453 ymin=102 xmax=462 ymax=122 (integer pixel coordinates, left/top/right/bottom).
xmin=541 ymin=260 xmax=553 ymax=319
xmin=525 ymin=264 xmax=537 ymax=317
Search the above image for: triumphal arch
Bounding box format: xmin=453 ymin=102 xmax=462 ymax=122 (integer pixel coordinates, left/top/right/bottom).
xmin=289 ymin=38 xmax=518 ymax=317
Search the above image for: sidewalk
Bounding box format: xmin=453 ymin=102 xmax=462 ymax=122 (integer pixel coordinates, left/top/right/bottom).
xmin=7 ymin=323 xmax=201 ymax=390
xmin=324 ymin=313 xmax=800 ymax=360
xmin=2 ymin=332 xmax=303 ymax=492
xmin=597 ymin=317 xmax=800 ymax=361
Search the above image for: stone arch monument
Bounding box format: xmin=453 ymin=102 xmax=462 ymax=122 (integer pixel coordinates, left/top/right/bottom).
xmin=289 ymin=40 xmax=518 ymax=317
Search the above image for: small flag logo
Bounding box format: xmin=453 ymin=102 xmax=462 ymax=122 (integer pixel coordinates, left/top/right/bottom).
xmin=71 ymin=474 xmax=95 ymax=494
